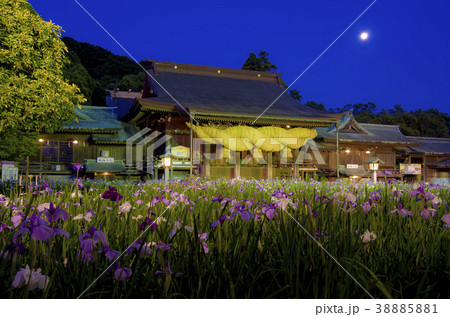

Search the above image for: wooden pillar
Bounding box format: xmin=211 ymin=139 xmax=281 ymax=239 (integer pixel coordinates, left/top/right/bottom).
xmin=336 ymin=120 xmax=340 ymax=178
xmin=293 ymin=149 xmax=299 ymax=179
xmin=267 ymin=152 xmax=273 ymax=179
xmin=423 ymin=156 xmax=427 ymax=182
xmin=205 ymin=144 xmax=211 ymax=178
xmin=234 ymin=152 xmax=241 ymax=178
xmin=25 ymin=156 xmax=29 ymax=191
xmin=189 ymin=113 xmax=194 ymax=176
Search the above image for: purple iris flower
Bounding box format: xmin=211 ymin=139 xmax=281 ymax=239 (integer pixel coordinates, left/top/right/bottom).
xmin=198 ymin=232 xmax=209 ymax=253
xmin=211 ymin=214 xmax=228 ymax=227
xmin=390 ymin=204 xmax=413 ymax=218
xmin=108 ymin=262 xmax=132 ymax=281
xmin=79 ymin=226 xmax=109 ymax=252
xmin=43 ymin=203 xmax=69 ymax=223
xmin=14 ymin=214 xmax=53 ymax=242
xmin=103 ymin=245 xmax=120 ymax=261
xmin=230 ymin=205 xmax=254 ymax=221
xmin=154 ymin=242 xmax=172 ymax=251
xmin=126 ymin=240 xmax=152 ymax=257
xmin=151 ymin=196 xmax=160 ymax=206
xmin=0 ymin=222 xmax=12 ymax=232
xmin=409 ymin=186 xmax=434 ymax=201
xmin=33 ymin=183 xmax=53 ymax=195
xmin=361 ymin=201 xmax=372 ymax=214
xmin=78 ymin=226 xmax=109 ymax=263
xmin=420 ymin=206 xmax=436 ymax=220
xmin=42 ymin=183 xmax=53 ymax=195
xmin=378 ymin=170 xmax=392 ymax=176
xmin=441 ymin=213 xmax=450 ymax=226
xmin=52 ymin=225 xmax=70 ymax=239
xmin=73 ymin=163 xmax=83 ymax=171
xmin=102 ymin=186 xmax=123 ymax=202
xmin=369 ymin=191 xmax=382 ymax=201
xmin=210 ymin=194 xmax=224 ymax=202
xmin=139 ymin=217 xmax=158 ymax=231
xmin=240 ymin=209 xmax=254 ymax=221
xmin=262 ymin=204 xmax=276 ymax=220
xmin=155 ymin=261 xmax=173 ymax=275
xmin=5 ymin=240 xmax=28 ymax=255
xmin=315 ymin=230 xmax=329 ymax=238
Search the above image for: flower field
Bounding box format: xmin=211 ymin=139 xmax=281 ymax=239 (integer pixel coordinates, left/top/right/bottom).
xmin=0 ymin=177 xmax=449 ymax=299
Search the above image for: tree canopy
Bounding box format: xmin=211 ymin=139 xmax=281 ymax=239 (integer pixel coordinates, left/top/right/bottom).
xmin=0 ymin=0 xmax=85 ymax=135
xmin=326 ymin=103 xmax=450 ymax=138
xmin=0 ymin=0 xmax=86 ymax=160
xmin=63 ymin=51 xmax=97 ymax=105
xmin=242 ymin=51 xmax=278 ymax=72
xmin=62 ymin=37 xmax=151 ymax=104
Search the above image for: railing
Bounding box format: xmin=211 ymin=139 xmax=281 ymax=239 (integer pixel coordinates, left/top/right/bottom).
xmin=17 ymin=160 xmax=72 ymax=173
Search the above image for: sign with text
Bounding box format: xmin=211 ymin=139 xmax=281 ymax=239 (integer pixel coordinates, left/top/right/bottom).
xmin=171 ymin=146 xmax=190 ymax=159
xmin=400 ymin=163 xmax=421 ymax=175
xmin=97 ymin=157 xmax=114 ymax=163
xmin=346 ymin=164 xmax=359 ymax=169
xmin=1 ymin=162 xmax=18 ymax=181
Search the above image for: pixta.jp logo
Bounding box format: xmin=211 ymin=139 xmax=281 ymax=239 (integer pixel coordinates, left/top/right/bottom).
xmin=126 ymin=128 xmax=171 ymax=174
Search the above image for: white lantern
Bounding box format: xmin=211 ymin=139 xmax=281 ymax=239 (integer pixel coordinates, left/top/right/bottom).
xmin=162 ymin=156 xmax=172 ymax=168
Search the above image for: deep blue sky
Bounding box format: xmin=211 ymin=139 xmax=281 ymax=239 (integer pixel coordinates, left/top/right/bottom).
xmin=29 ymin=0 xmax=450 ymax=113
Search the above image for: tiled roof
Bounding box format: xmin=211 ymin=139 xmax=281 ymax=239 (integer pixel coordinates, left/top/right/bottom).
xmin=407 ymin=137 xmax=450 ymax=155
xmin=428 ymin=158 xmax=450 ymax=168
xmin=339 ymin=165 xmax=369 ymax=177
xmin=136 ymin=60 xmax=346 ymax=123
xmin=63 ymin=107 xmax=121 ymax=132
xmin=105 ymin=91 xmax=140 ymax=119
xmin=85 ymin=159 xmax=127 ymax=172
xmin=91 ymin=123 xmax=140 ymax=144
xmin=316 ymin=119 xmax=418 ymax=145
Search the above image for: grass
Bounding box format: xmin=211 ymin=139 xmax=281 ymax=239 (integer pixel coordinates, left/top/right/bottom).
xmin=0 ymin=177 xmax=449 ymax=298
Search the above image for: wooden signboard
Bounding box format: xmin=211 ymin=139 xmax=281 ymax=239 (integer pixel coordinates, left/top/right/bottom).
xmin=171 ymin=146 xmax=190 ymax=159
xmin=400 ymin=163 xmax=421 ymax=175
xmin=97 ymin=157 xmax=115 ymax=163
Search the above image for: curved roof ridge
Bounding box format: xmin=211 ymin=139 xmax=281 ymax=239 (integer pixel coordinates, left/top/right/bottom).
xmin=408 ymin=136 xmax=450 ymax=141
xmin=147 ymin=59 xmax=282 ymax=80
xmin=359 ymin=122 xmax=401 ymax=128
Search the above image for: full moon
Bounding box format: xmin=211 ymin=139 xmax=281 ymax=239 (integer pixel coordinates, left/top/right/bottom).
xmin=360 ymin=32 xmax=369 ymax=40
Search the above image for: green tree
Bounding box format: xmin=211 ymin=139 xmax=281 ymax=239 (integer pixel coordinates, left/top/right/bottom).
xmin=63 ymin=51 xmax=96 ymax=105
xmin=242 ymin=51 xmax=278 ymax=71
xmin=0 ymin=0 xmax=85 ymax=135
xmin=62 ymin=37 xmax=153 ymax=91
xmin=305 ymin=100 xmax=326 ymax=111
xmin=242 ymin=51 xmax=306 ymax=106
xmin=412 ymin=108 xmax=448 ymax=138
xmin=118 ymin=72 xmax=146 ymax=91
xmin=290 ymin=89 xmax=303 ymax=102
xmin=0 ymin=130 xmax=38 ymax=161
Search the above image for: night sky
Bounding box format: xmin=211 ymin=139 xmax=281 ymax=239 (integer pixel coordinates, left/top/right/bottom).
xmin=29 ymin=0 xmax=450 ymax=113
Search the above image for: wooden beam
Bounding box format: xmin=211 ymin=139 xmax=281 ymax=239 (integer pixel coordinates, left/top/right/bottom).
xmin=205 ymin=144 xmax=211 ymax=178
xmin=293 ymin=149 xmax=299 ymax=179
xmin=267 ymin=152 xmax=273 ymax=179
xmin=235 ymin=152 xmax=241 ymax=178
xmin=336 ymin=120 xmax=340 ymax=178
